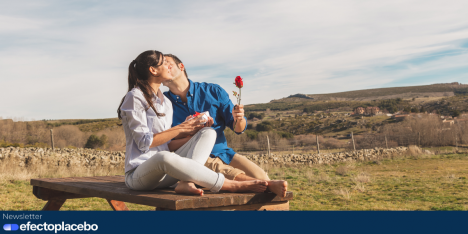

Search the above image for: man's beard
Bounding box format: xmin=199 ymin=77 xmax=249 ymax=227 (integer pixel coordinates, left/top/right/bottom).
xmin=162 ymin=78 xmax=174 ymax=86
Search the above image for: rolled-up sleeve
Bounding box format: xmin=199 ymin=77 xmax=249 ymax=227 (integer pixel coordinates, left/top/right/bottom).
xmin=120 ymin=93 xmax=153 ymax=153
xmin=218 ymin=87 xmax=248 ymax=135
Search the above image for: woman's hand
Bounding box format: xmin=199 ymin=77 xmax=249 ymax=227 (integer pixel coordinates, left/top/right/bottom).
xmin=177 ymin=115 xmax=205 ymax=135
xmin=204 ymin=116 xmax=214 ymax=127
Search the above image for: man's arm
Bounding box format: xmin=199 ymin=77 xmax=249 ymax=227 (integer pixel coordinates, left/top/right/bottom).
xmin=218 ymin=86 xmax=248 ymax=134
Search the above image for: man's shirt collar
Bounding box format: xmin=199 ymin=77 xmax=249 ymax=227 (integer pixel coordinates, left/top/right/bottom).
xmin=187 ymin=79 xmax=194 ymax=97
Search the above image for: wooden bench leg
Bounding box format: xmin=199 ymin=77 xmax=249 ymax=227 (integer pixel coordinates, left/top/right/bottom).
xmin=107 ymin=199 xmax=129 ymax=211
xmin=42 ymin=199 xmax=66 ymax=211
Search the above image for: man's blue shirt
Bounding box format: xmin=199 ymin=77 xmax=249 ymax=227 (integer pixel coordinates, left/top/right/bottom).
xmin=164 ymin=79 xmax=247 ymax=164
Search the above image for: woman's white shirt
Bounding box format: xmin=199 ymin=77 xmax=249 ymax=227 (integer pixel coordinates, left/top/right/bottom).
xmin=120 ymin=88 xmax=173 ymax=173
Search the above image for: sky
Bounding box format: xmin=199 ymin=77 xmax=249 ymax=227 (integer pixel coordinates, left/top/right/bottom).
xmin=1 ymin=0 xmax=468 ymax=120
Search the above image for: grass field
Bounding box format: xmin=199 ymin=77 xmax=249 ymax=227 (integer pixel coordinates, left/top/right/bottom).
xmin=1 ymin=152 xmax=468 ymax=210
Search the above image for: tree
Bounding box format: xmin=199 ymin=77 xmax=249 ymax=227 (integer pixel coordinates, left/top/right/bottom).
xmin=84 ymin=134 xmax=107 ymax=149
xmin=420 ymin=106 xmax=426 ymax=113
xmin=256 ymin=121 xmax=274 ymax=131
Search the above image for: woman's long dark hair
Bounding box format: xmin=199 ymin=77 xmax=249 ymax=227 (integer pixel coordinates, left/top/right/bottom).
xmin=117 ymin=50 xmax=166 ymax=120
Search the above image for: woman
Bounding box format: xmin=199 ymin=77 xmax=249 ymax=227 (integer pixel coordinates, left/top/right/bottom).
xmin=118 ymin=50 xmax=268 ymax=195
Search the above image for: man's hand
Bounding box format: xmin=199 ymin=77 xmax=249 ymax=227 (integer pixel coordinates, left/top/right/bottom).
xmin=232 ymin=104 xmax=245 ymax=122
xmin=232 ymin=104 xmax=246 ymax=132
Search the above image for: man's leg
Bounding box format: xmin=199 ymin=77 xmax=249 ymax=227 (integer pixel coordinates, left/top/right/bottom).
xmin=205 ymin=156 xmax=287 ymax=197
xmin=204 ymin=156 xmax=245 ymax=180
xmin=229 ymin=154 xmax=270 ymax=180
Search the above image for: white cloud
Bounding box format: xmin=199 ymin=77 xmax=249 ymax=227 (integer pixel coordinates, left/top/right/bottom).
xmin=0 ymin=0 xmax=468 ymax=119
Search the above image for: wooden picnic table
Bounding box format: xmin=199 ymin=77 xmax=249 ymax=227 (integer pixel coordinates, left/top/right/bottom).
xmin=30 ymin=176 xmax=293 ymax=211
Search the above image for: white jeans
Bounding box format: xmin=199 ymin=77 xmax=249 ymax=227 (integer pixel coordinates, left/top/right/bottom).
xmin=125 ymin=127 xmax=225 ymax=192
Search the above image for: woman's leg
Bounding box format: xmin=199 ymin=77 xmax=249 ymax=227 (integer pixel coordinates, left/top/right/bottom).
xmin=175 ymin=127 xmax=216 ymax=164
xmin=128 ymin=151 xmax=225 ymax=192
xmin=156 ymin=127 xmax=217 ymax=188
xmin=126 ymin=151 xmax=268 ymax=194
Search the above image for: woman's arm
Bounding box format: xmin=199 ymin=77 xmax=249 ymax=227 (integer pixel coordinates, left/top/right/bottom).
xmin=121 ymin=91 xmax=205 ymax=152
xmin=166 ymin=116 xmax=214 ymax=151
xmin=167 ymin=136 xmax=191 ymax=152
xmin=149 ymin=117 xmax=205 ymax=148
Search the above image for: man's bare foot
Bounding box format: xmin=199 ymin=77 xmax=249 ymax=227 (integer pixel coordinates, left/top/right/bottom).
xmin=224 ymin=180 xmax=268 ymax=193
xmin=268 ymin=180 xmax=288 ymax=197
xmin=174 ymin=181 xmax=204 ymax=196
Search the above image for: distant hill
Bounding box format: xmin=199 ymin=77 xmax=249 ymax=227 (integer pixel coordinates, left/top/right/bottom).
xmin=245 ymin=82 xmax=468 ymax=112
xmin=275 ymin=82 xmax=468 ymax=102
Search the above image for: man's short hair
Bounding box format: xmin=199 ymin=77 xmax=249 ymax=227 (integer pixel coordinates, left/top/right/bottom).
xmin=164 ymin=54 xmax=188 ymax=79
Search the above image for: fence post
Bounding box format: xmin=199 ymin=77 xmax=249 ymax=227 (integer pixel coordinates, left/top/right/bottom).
xmin=267 ymin=135 xmax=271 ymax=157
xmin=385 ymin=135 xmax=388 ymax=149
xmin=316 ymin=135 xmax=320 ymax=154
xmin=418 ymin=132 xmax=421 ymax=147
xmin=351 ymin=132 xmax=356 ymax=151
xmin=50 ymin=129 xmax=55 ymax=149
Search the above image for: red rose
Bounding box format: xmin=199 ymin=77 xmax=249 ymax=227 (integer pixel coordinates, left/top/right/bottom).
xmin=234 ymin=76 xmax=243 ymax=88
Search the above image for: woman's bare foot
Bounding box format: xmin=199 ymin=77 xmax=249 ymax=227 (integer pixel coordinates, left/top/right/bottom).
xmin=223 ymin=180 xmax=268 ymax=193
xmin=268 ymin=180 xmax=288 ymax=197
xmin=174 ymin=181 xmax=204 ymax=196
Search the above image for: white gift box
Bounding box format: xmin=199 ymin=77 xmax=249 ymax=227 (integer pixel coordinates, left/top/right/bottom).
xmin=189 ymin=111 xmax=210 ymax=124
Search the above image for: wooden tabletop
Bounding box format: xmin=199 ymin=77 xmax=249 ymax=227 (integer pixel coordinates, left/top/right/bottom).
xmin=30 ymin=176 xmax=293 ymax=210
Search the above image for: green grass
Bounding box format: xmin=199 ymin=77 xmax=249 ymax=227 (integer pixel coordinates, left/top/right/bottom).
xmin=265 ymin=153 xmax=468 ymax=210
xmin=0 ymin=178 xmax=153 ymax=211
xmin=2 ymin=153 xmax=468 ymax=210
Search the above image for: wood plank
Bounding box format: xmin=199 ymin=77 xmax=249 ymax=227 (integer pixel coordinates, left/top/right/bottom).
xmin=31 ymin=178 xmax=181 ymax=209
xmin=33 ymin=186 xmax=90 ymax=200
xmin=106 ymin=199 xmax=129 ymax=211
xmin=42 ymin=198 xmax=66 ymax=211
xmin=31 ymin=176 xmax=293 ymax=210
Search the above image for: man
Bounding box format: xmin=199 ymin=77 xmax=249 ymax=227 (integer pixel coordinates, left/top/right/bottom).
xmin=162 ymin=54 xmax=287 ymax=197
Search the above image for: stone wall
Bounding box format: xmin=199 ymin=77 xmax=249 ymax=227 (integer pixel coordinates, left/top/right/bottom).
xmin=0 ymin=147 xmax=125 ymax=169
xmin=243 ymin=146 xmax=430 ymax=166
xmin=0 ymin=146 xmax=428 ymax=169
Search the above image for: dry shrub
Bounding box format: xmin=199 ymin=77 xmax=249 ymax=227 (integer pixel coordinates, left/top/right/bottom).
xmin=352 ymin=172 xmax=371 ymax=183
xmin=244 ymin=141 xmax=260 ymax=151
xmin=321 ymin=138 xmax=346 ymax=149
xmin=336 ymin=165 xmax=350 ymax=176
xmin=446 ymin=174 xmax=457 ymax=180
xmin=277 ymin=139 xmax=290 ymax=151
xmin=381 ymin=114 xmax=468 ymax=147
xmin=0 ymin=119 xmax=50 ymax=146
xmin=305 ymin=170 xmax=314 ymax=183
xmin=53 ymin=125 xmax=88 ymax=148
xmin=224 ymin=128 xmax=250 ymax=151
xmin=336 ymin=162 xmax=356 ymax=176
xmin=0 ymin=158 xmax=122 ymax=183
xmin=354 ymin=183 xmax=366 ymax=192
xmin=318 ymin=173 xmax=330 ymax=182
xmin=334 ymin=188 xmax=351 ymax=200
xmin=96 ymin=128 xmax=126 ymax=151
xmin=257 ymin=132 xmax=282 ymax=150
xmin=294 ymin=135 xmax=323 ymax=146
